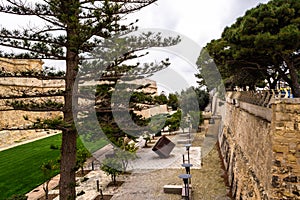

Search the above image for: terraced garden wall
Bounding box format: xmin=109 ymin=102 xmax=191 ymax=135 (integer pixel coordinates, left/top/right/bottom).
xmin=219 ymin=91 xmax=300 ymax=199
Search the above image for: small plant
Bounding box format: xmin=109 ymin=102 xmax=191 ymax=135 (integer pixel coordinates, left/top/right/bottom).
xmin=100 ymin=158 xmax=122 ymax=186
xmin=76 ymin=147 xmax=91 ymax=175
xmin=50 ymin=144 xmax=59 ymax=150
xmin=142 ymin=132 xmax=151 ymax=147
xmin=41 ymin=160 xmax=59 ymax=200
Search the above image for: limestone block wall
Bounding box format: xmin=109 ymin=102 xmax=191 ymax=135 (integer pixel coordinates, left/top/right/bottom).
xmin=271 ymin=99 xmax=300 ymax=198
xmin=135 ymin=104 xmax=168 ymax=118
xmin=0 ymin=110 xmax=61 ymax=129
xmin=219 ymin=102 xmax=273 ymax=199
xmin=0 ymin=58 xmax=63 ymax=147
xmin=219 ymin=92 xmax=300 ymax=200
xmin=0 ymin=58 xmax=43 ymax=72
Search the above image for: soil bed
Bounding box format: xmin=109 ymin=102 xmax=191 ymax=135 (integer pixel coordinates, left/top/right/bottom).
xmin=110 ymin=143 xmax=231 ymax=199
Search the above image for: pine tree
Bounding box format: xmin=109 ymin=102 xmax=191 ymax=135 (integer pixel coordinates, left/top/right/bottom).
xmin=205 ymin=0 xmax=300 ymax=95
xmin=0 ymin=1 xmax=179 ymax=199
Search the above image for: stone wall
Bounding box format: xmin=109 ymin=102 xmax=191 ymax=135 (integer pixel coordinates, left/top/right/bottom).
xmin=219 ymin=92 xmax=300 ymax=199
xmin=0 ymin=58 xmax=161 ymax=147
xmin=271 ymin=99 xmax=300 ymax=198
xmin=135 ymin=104 xmax=168 ymax=118
xmin=0 ymin=58 xmax=43 ymax=72
xmin=0 ymin=58 xmax=63 ymax=147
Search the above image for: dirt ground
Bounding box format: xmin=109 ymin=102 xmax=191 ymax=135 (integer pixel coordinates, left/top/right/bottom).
xmin=110 ymin=132 xmax=231 ymax=200
xmin=29 ymin=125 xmax=231 ymax=200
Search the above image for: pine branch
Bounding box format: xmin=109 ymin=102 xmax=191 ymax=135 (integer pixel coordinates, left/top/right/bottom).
xmin=0 ymin=92 xmax=65 ymax=100
xmin=5 ymin=98 xmax=64 ymax=111
xmin=0 ymin=43 xmax=65 ymax=59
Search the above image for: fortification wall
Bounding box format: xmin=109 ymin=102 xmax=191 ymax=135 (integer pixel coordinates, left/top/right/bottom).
xmin=0 ymin=58 xmax=43 ymax=72
xmin=0 ymin=58 xmax=63 ymax=147
xmin=271 ymin=99 xmax=300 ymax=199
xmin=219 ymin=92 xmax=300 ymax=199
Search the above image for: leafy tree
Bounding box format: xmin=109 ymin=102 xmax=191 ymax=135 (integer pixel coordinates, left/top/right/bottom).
xmin=148 ymin=113 xmax=166 ymax=135
xmin=41 ymin=160 xmax=59 ymax=200
xmin=167 ymin=93 xmax=179 ymax=110
xmin=189 ymin=111 xmax=203 ymax=130
xmin=100 ymin=157 xmax=122 ymax=186
xmin=165 ymin=110 xmax=181 ymax=131
xmin=115 ymin=141 xmax=138 ymax=172
xmin=154 ymin=93 xmax=168 ymax=104
xmin=76 ymin=147 xmax=91 ymax=175
xmin=175 ymin=87 xmax=209 ymax=131
xmin=0 ymin=1 xmax=179 ymax=199
xmin=94 ymin=81 xmax=159 ymax=145
xmin=196 ymin=48 xmax=224 ymax=91
xmin=180 ymin=86 xmax=209 ymax=113
xmin=206 ymin=0 xmax=300 ymax=96
xmin=100 ymin=142 xmax=137 ymax=184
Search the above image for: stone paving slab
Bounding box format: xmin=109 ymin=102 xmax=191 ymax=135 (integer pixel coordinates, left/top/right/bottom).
xmin=26 ymin=135 xmax=201 ymax=200
xmin=126 ymin=146 xmax=201 ymax=172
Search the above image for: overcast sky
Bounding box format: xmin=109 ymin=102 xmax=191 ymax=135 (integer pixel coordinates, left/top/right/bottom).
xmin=130 ymin=0 xmax=269 ymax=47
xmin=127 ymin=0 xmax=270 ymax=93
xmin=0 ymin=0 xmax=270 ymax=93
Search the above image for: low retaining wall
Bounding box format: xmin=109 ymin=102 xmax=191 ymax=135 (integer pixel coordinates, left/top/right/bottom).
xmin=219 ymin=92 xmax=300 ymax=199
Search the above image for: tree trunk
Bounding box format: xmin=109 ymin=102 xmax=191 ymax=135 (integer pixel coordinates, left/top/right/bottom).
xmin=286 ymin=60 xmax=300 ymax=97
xmin=289 ymin=70 xmax=300 ymax=98
xmin=60 ymin=130 xmax=77 ymax=199
xmin=113 ymin=174 xmax=116 ymax=185
xmin=59 ymin=48 xmax=79 ymax=199
xmin=43 ymin=181 xmax=49 ymax=200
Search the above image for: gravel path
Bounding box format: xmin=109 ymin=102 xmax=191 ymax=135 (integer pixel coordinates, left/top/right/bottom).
xmin=109 ymin=120 xmax=231 ymax=200
xmin=109 ymin=144 xmax=230 ymax=200
xmin=25 ymin=118 xmax=231 ymax=200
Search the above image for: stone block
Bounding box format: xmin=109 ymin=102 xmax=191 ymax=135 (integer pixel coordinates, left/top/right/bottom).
xmin=287 ymin=154 xmax=297 ymax=163
xmin=152 ymin=135 xmax=175 ymax=158
xmin=286 ymin=104 xmax=299 ymax=113
xmin=163 ymin=185 xmax=182 ymax=194
xmin=275 ymin=113 xmax=291 ymax=121
xmin=273 ymin=144 xmax=288 ymax=153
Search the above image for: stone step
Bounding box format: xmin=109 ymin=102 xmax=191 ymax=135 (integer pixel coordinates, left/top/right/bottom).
xmin=177 ymin=139 xmax=192 ymax=144
xmin=163 ymin=185 xmax=192 ymax=195
xmin=163 ymin=185 xmax=182 ymax=194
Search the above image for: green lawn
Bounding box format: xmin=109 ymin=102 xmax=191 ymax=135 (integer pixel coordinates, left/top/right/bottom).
xmin=0 ymin=134 xmax=61 ymax=199
xmin=0 ymin=134 xmax=108 ymax=200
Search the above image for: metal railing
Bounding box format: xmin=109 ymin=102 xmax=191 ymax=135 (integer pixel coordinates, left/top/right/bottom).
xmin=226 ymin=89 xmax=292 ymax=108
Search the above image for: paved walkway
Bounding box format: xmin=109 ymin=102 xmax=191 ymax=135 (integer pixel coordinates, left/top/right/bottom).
xmin=201 ymin=117 xmax=221 ymax=158
xmin=25 ymin=134 xmax=201 ymax=199
xmin=17 ymin=117 xmax=226 ymax=200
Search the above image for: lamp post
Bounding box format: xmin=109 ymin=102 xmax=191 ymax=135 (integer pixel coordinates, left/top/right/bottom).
xmin=182 ymin=163 xmax=192 ymax=184
xmin=185 ymin=144 xmax=191 ymax=164
xmin=187 ymin=115 xmax=191 ymax=143
xmin=179 ymin=174 xmax=192 ymax=200
xmin=182 ymin=163 xmax=193 ymax=174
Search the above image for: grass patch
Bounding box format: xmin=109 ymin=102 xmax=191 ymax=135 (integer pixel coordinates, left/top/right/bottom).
xmin=0 ymin=134 xmax=61 ymax=199
xmin=0 ymin=134 xmax=108 ymax=199
xmin=0 ymin=135 xmax=61 ymax=199
xmin=79 ymin=137 xmax=109 ymax=153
